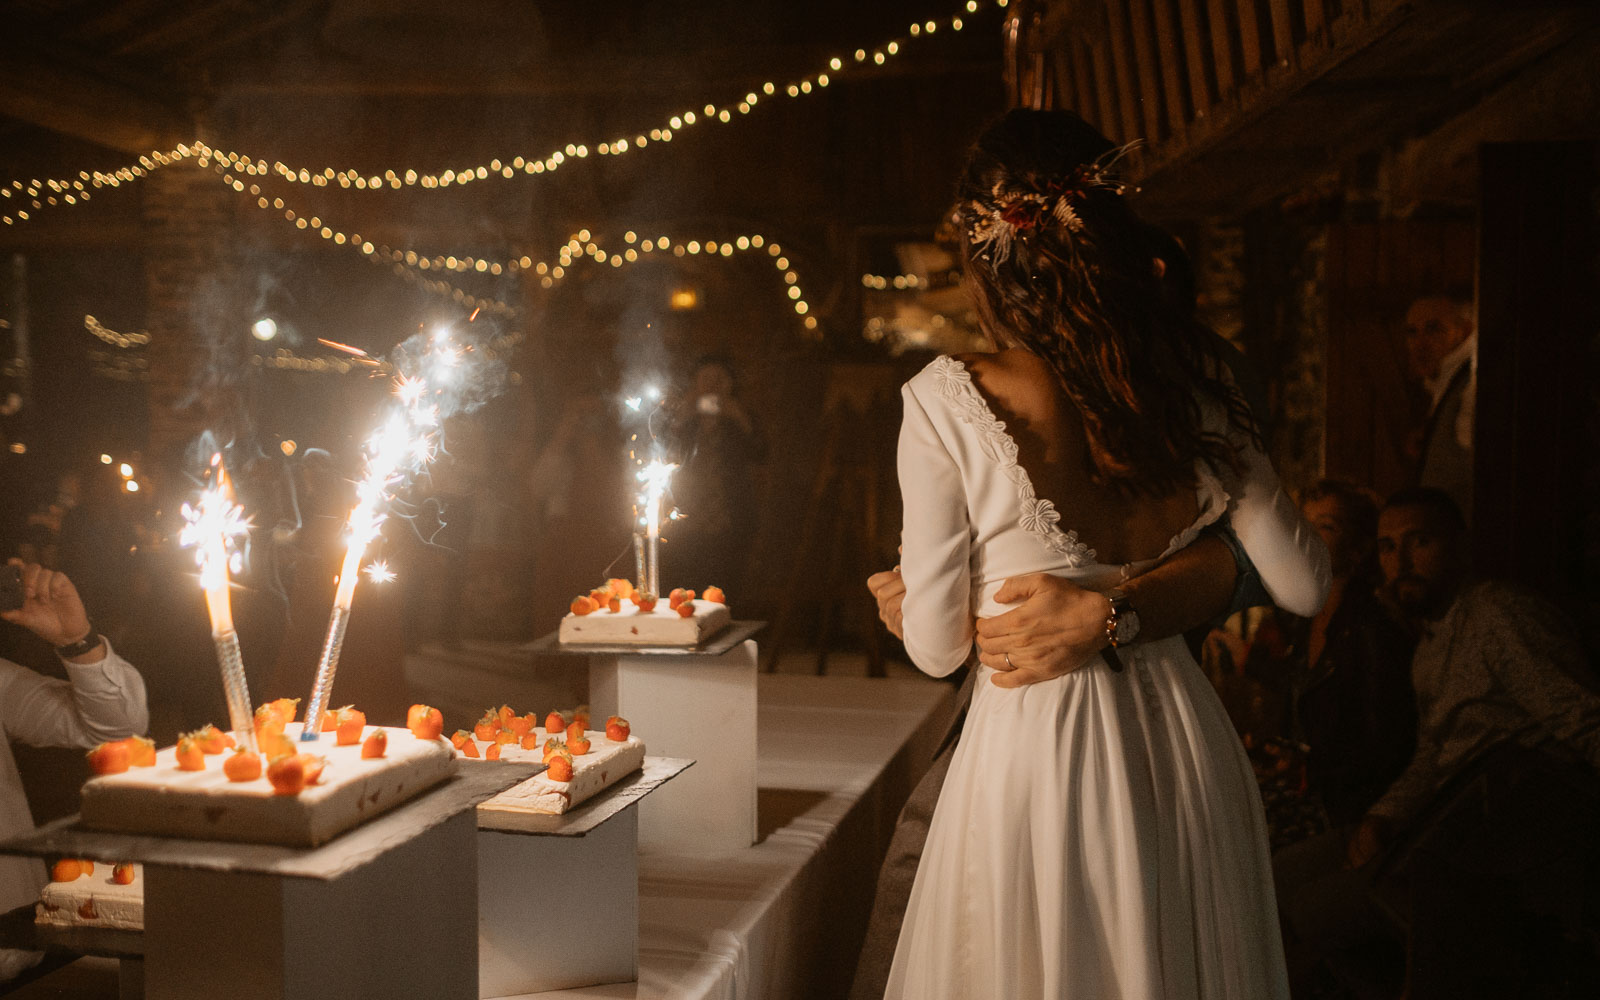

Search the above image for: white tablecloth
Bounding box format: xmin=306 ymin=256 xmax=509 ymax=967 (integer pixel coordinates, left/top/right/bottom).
xmin=519 ymin=673 xmax=956 ymax=1000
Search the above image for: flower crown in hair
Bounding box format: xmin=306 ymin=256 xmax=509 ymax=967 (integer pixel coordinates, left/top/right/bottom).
xmin=967 ymin=140 xmax=1142 ymax=265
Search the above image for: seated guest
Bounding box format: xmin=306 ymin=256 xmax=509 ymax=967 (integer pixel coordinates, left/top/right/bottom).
xmin=1275 ymin=488 xmax=1600 ymax=997
xmin=1288 ymin=480 xmax=1417 ymax=832
xmin=0 ymin=562 xmax=148 ymax=982
xmin=1208 ymin=480 xmax=1416 ymax=848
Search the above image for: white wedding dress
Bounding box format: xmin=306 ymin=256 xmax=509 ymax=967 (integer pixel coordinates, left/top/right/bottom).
xmin=885 ymin=356 xmax=1329 ymax=1000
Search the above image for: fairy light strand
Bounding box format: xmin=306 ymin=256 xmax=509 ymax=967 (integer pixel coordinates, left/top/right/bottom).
xmin=237 ymin=168 xmax=821 ymax=332
xmin=0 ymin=0 xmax=1006 ymax=224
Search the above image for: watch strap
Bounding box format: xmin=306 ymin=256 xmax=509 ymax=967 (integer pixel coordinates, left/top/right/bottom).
xmin=1101 ymin=591 xmax=1126 ymax=672
xmin=55 ymin=624 xmax=100 ymax=659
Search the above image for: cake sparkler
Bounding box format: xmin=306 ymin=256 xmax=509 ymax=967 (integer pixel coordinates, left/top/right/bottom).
xmin=301 ymin=388 xmax=439 ymax=740
xmin=179 ymin=454 xmax=257 ymax=754
xmin=301 ymin=325 xmax=505 ymax=740
xmin=636 ymin=458 xmax=676 ymax=599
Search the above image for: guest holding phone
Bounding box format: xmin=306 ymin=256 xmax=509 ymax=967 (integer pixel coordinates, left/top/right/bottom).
xmin=0 ymin=561 xmax=147 ymax=982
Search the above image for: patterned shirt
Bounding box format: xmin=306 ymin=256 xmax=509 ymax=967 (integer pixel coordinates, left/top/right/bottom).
xmin=1369 ymin=579 xmax=1600 ymax=825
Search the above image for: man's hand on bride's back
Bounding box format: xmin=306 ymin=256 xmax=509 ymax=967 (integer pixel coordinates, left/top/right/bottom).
xmin=867 ymin=567 xmax=906 ymax=640
xmin=975 ymin=574 xmax=1110 ymax=688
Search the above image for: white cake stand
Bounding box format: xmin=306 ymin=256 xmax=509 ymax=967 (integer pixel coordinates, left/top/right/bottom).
xmin=0 ymin=761 xmax=536 ymax=1000
xmin=473 ymin=756 xmax=693 ymax=998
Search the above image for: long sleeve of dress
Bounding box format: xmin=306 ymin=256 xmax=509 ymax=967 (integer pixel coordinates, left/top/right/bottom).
xmin=898 ymin=384 xmax=974 ymax=679
xmin=0 ymin=642 xmax=149 ymax=749
xmin=1216 ymin=426 xmax=1331 ymax=619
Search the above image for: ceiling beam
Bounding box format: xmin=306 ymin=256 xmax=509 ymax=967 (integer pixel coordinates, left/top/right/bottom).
xmin=0 ymin=39 xmax=192 ymax=155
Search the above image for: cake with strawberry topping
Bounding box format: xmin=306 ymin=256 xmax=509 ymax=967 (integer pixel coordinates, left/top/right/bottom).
xmin=454 ymin=705 xmax=645 ymax=814
xmin=36 ymin=861 xmax=144 ymax=932
xmin=558 ymin=580 xmax=731 ymax=647
xmin=79 ymin=705 xmax=454 ymax=847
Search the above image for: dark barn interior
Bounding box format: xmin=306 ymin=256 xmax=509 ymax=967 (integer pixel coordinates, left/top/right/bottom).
xmin=1 ymin=1 xmax=1599 ymax=997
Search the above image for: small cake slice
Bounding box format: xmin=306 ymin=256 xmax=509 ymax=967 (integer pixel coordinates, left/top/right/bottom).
xmin=79 ymin=724 xmax=454 ymax=847
xmin=37 ymin=863 xmax=144 ymax=932
xmin=458 ymin=726 xmax=645 ymax=814
xmin=559 ymin=598 xmax=730 ymax=647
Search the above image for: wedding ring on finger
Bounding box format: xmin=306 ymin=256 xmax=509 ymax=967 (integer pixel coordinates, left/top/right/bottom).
xmin=1004 ymin=652 xmax=1013 ymax=669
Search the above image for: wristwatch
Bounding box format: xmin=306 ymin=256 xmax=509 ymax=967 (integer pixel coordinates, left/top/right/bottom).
xmin=55 ymin=624 xmax=101 ymax=660
xmin=1104 ymin=590 xmax=1141 ymax=647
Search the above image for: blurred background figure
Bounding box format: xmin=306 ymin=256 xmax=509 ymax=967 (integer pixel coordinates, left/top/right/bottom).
xmin=1402 ymin=294 xmax=1475 ymax=524
xmin=664 ymin=355 xmax=766 ymax=597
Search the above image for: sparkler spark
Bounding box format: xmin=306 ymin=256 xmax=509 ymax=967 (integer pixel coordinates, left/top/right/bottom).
xmin=365 ymin=560 xmax=396 ymax=584
xmin=179 ymin=455 xmax=257 ymax=751
xmin=178 ymin=461 xmax=251 ymax=614
xmin=304 ymin=321 xmax=507 ymax=738
xmin=636 ymin=459 xmax=677 ymax=597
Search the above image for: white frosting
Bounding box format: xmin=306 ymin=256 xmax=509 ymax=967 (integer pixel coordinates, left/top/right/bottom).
xmin=37 ymin=864 xmax=144 ymax=931
xmin=558 ymin=598 xmax=731 ymax=646
xmin=80 ymin=724 xmax=455 ymax=847
xmin=459 ymin=728 xmax=645 ymax=814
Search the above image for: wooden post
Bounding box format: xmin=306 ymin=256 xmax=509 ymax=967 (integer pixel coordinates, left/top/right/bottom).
xmin=1235 ymin=0 xmax=1263 ymax=78
xmin=1150 ymin=0 xmax=1190 ymax=136
xmin=1176 ymin=0 xmax=1213 ymax=120
xmin=1070 ymin=36 xmax=1098 ymax=126
xmin=1104 ymin=0 xmax=1146 ymax=143
xmin=1206 ymin=0 xmax=1237 ymax=98
xmin=1267 ymin=0 xmax=1296 ymax=68
xmin=1126 ymin=0 xmax=1167 ymax=141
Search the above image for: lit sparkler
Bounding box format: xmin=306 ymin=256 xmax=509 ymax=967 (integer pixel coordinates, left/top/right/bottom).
xmin=636 ymin=459 xmax=676 ymax=598
xmin=302 ymin=322 xmax=507 ymax=739
xmin=179 ymin=454 xmax=257 ymax=753
xmin=303 ymin=373 xmax=444 ymax=737
xmin=302 ymin=407 xmax=435 ymax=739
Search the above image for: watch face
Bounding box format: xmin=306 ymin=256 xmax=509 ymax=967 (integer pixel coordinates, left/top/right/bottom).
xmin=1114 ymin=609 xmax=1141 ymax=645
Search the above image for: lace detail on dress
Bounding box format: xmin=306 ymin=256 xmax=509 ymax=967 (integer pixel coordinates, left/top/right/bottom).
xmin=930 ymin=356 xmax=1097 ymax=567
xmin=1158 ymin=464 xmax=1231 ymax=562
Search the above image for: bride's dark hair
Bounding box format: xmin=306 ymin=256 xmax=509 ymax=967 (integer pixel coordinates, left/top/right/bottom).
xmin=957 ymin=108 xmax=1259 ymax=495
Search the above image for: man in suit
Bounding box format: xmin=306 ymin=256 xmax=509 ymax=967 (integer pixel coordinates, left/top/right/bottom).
xmin=1403 ymin=295 xmax=1475 ymax=523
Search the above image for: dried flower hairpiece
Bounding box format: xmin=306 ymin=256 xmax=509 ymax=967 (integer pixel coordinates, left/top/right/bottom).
xmin=967 ymin=139 xmax=1143 ymax=265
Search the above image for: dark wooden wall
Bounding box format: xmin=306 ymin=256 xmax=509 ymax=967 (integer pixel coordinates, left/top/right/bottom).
xmin=1475 ymin=141 xmax=1600 ymax=642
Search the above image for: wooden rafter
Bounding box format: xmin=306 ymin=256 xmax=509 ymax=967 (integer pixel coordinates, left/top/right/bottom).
xmin=0 ymin=38 xmax=191 ymax=154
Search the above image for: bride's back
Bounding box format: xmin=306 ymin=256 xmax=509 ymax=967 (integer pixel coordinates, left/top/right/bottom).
xmin=958 ymin=349 xmax=1201 ymax=567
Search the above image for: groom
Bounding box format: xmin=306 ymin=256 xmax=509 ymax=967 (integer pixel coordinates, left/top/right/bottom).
xmin=849 ymin=524 xmax=1263 ymax=998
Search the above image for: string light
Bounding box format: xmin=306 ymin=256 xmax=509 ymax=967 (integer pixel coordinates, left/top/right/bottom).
xmin=0 ymin=1 xmax=1004 ymax=220
xmin=250 ymin=349 xmax=355 ymax=374
xmin=83 ymin=315 xmax=151 ymax=347
xmin=861 ymin=273 xmax=928 ymax=291
xmin=243 ymin=170 xmax=820 ymax=334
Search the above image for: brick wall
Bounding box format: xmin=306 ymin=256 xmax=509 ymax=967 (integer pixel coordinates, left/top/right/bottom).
xmin=141 ymin=158 xmax=242 ymax=472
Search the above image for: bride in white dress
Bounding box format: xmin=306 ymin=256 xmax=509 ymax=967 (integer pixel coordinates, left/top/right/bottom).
xmin=884 ymin=110 xmax=1330 ymax=999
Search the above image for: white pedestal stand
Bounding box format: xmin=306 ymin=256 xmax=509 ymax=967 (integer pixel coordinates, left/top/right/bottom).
xmin=596 ymin=635 xmax=759 ymax=853
xmin=474 ymin=757 xmax=692 ymax=998
xmin=0 ymin=762 xmax=533 ymax=1000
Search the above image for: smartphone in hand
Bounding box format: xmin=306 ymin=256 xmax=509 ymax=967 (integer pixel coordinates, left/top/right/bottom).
xmin=0 ymin=564 xmax=23 ymax=613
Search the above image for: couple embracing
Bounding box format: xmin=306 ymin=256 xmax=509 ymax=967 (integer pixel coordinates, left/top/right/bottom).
xmin=856 ymin=109 xmax=1330 ymax=1000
